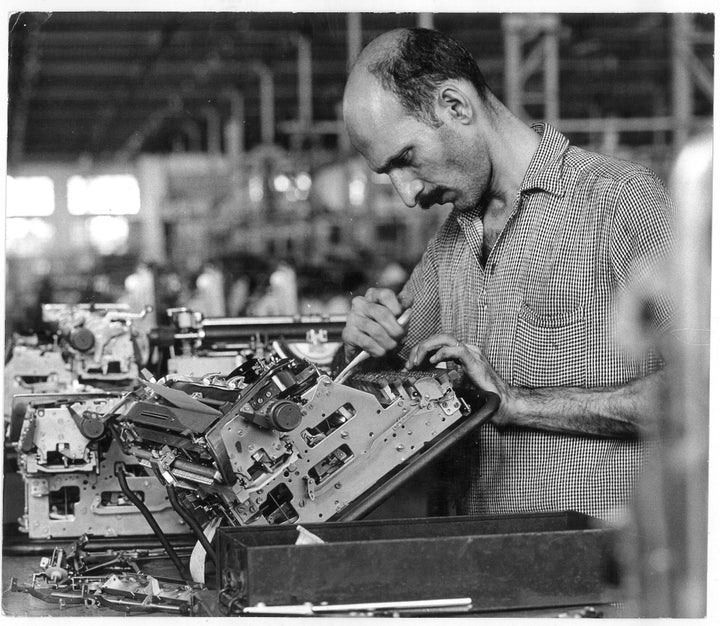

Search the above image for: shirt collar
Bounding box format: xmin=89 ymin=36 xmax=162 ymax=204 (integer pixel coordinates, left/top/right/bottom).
xmin=520 ymin=123 xmax=569 ymax=197
xmin=452 ymin=122 xmax=569 ymax=227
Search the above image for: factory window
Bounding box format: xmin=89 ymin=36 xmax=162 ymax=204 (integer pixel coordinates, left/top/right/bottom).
xmin=67 ymin=174 xmax=141 ymax=215
xmin=6 ymin=175 xmax=55 ymax=216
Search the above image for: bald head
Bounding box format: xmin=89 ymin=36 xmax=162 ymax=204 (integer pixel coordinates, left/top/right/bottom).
xmin=344 ymin=28 xmax=492 ymax=128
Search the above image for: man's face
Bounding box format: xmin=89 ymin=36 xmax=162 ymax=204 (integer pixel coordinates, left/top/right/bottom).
xmin=343 ymin=73 xmax=488 ymax=212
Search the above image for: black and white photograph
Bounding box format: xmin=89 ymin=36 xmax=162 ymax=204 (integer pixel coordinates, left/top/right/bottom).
xmin=2 ymin=4 xmax=715 ymax=619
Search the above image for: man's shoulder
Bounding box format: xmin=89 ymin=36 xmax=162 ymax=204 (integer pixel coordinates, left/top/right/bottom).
xmin=564 ymin=144 xmax=661 ymax=188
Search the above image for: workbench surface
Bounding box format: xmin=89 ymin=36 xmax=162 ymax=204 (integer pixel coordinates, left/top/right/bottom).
xmin=3 ymin=554 xmax=622 ymax=618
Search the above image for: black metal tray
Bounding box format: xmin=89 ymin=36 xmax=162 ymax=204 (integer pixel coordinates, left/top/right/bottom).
xmin=216 ymin=511 xmax=621 ymax=611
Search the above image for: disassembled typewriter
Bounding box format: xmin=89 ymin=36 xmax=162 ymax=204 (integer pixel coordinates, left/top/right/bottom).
xmin=108 ymin=356 xmax=468 ymax=529
xmin=7 ymin=307 xmax=497 ymax=615
xmin=4 ymin=303 xmax=151 ymax=419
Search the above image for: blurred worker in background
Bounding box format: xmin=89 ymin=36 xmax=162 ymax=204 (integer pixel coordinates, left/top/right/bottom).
xmin=188 ymin=262 xmax=227 ymax=318
xmin=341 ymin=28 xmax=674 ymax=520
xmin=248 ymin=261 xmax=299 ymax=317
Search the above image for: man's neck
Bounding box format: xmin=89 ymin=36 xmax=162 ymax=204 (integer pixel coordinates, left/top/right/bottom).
xmin=480 ymin=197 xmax=511 ymax=264
xmin=477 ymin=113 xmax=541 ymax=263
xmin=484 ymin=114 xmax=540 ymax=210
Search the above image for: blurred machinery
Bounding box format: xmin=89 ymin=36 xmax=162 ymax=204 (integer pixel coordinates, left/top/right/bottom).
xmin=4 ymin=303 xmax=151 ymax=421
xmin=149 ymin=307 xmax=346 ymax=377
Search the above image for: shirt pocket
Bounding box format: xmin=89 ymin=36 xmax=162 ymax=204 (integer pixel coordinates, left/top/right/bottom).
xmin=512 ymin=302 xmax=586 ymax=388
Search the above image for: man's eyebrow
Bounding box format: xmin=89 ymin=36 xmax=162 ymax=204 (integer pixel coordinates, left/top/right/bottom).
xmin=376 ymin=148 xmax=409 ymax=175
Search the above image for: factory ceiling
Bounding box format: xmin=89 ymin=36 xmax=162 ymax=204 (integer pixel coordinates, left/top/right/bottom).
xmin=7 ymin=12 xmax=506 ymax=166
xmin=7 ymin=12 xmax=714 ymax=166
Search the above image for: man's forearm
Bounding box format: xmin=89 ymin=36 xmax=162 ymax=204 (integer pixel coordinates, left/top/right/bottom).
xmin=499 ymin=370 xmax=664 ymax=438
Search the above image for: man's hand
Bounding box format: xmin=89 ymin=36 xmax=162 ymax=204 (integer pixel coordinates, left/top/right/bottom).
xmin=405 ymin=334 xmax=513 ymax=426
xmin=406 ymin=333 xmax=659 ymax=439
xmin=342 ymin=287 xmax=412 ymax=358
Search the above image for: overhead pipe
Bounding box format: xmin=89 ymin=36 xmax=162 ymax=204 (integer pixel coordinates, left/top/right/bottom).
xmin=297 ymin=34 xmax=313 ymax=130
xmin=347 ymin=13 xmax=362 ymax=71
xmin=502 ymin=15 xmax=525 ymax=119
xmin=542 ymin=15 xmax=560 ymax=124
xmin=417 ymin=13 xmax=434 ymax=29
xmin=252 ymin=63 xmax=275 ymax=145
xmin=341 ymin=12 xmax=363 ymax=153
xmin=223 ymin=88 xmax=245 ymax=162
xmin=671 ymin=14 xmax=693 ymax=150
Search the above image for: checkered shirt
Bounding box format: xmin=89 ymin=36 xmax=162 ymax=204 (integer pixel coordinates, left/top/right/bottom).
xmin=398 ymin=123 xmax=674 ymax=520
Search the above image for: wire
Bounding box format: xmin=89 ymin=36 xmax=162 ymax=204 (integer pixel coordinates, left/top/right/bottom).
xmin=114 ymin=463 xmax=192 ymax=582
xmin=165 ymin=484 xmax=217 ymax=565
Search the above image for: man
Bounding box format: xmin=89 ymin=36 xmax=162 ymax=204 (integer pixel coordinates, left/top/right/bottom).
xmin=341 ymin=28 xmax=673 ymax=520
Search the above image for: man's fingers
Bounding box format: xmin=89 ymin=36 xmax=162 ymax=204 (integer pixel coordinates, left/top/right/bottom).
xmin=428 ymin=344 xmax=466 ymax=366
xmin=342 ymin=315 xmax=399 ymax=356
xmin=406 ymin=334 xmax=459 ymax=368
xmin=364 ymin=287 xmax=403 ymax=318
xmin=342 ymin=288 xmax=410 ymax=358
xmin=428 ymin=344 xmax=501 ymax=397
xmin=350 ymin=293 xmax=406 ymax=336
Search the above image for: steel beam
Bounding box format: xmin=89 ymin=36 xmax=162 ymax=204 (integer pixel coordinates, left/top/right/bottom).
xmin=417 ymin=14 xmax=434 ymax=29
xmin=672 ymin=14 xmax=693 ymax=149
xmin=347 ymin=13 xmax=362 ymax=72
xmin=502 ymin=14 xmax=560 ymax=122
xmin=252 ymin=63 xmax=275 ymax=146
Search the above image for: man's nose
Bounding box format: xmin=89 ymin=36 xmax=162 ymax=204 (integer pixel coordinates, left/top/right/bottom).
xmin=389 ymin=171 xmax=423 ymax=207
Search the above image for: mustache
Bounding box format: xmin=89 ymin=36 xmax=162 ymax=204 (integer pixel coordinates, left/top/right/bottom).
xmin=418 ymin=188 xmax=446 ymax=209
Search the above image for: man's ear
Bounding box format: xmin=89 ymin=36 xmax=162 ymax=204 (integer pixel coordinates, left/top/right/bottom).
xmin=436 ymin=84 xmax=474 ymax=125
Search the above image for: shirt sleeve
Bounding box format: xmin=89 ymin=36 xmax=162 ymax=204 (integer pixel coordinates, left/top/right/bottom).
xmin=397 ymin=235 xmax=442 ymax=358
xmin=610 ymin=172 xmax=675 ymax=336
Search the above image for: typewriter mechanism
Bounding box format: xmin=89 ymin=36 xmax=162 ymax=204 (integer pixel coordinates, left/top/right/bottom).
xmin=107 ymin=352 xmax=470 ymax=529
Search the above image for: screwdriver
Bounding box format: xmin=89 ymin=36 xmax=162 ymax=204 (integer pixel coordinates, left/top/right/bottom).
xmin=334 ymin=308 xmax=412 ymax=384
